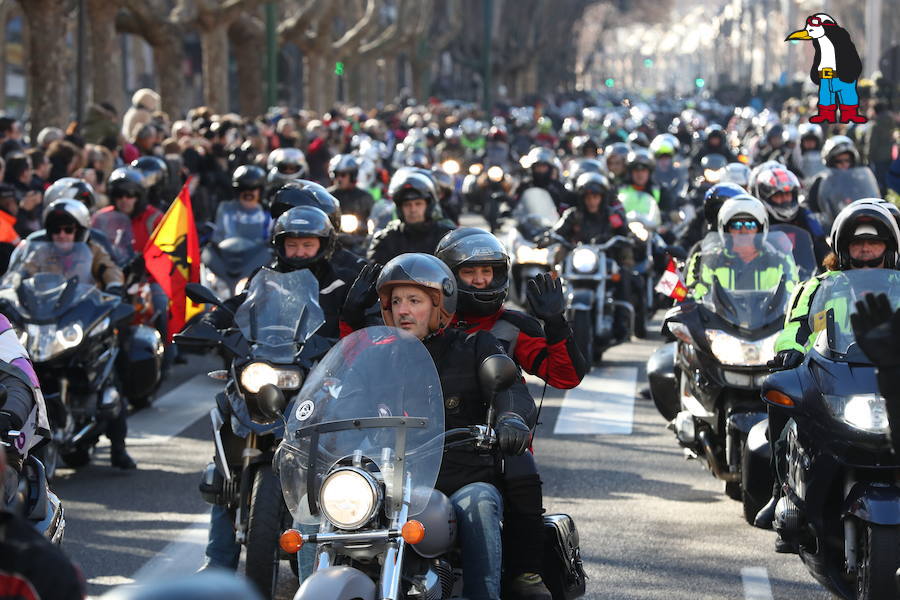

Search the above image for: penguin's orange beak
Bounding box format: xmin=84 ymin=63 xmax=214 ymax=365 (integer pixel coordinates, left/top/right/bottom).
xmin=786 ymin=29 xmax=812 ymax=41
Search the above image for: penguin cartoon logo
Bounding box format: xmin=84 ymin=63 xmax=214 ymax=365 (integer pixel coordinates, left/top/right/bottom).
xmin=786 ymin=14 xmax=866 ymax=125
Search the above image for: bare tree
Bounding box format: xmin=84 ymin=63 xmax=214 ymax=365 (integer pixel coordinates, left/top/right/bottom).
xmin=17 ymin=0 xmax=71 ymax=133
xmin=229 ymin=7 xmax=265 ymax=115
xmin=87 ymin=0 xmax=125 ymax=112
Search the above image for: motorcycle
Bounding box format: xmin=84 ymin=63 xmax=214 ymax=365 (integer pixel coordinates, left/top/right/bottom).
xmin=750 ymin=270 xmax=900 ymax=599
xmin=462 ymin=163 xmax=513 ymax=232
xmin=201 ymin=236 xmax=273 ymax=300
xmin=618 ymin=190 xmax=664 ymax=330
xmin=175 ymin=268 xmax=332 ymax=597
xmin=552 ymin=232 xmax=635 ymax=364
xmin=806 ymin=167 xmax=881 ymax=232
xmin=271 ymin=327 xmax=586 ymax=600
xmin=652 ymin=229 xmax=812 ymax=514
xmin=0 ymin=241 xmax=137 ymax=479
xmin=505 ymin=188 xmax=560 ymax=306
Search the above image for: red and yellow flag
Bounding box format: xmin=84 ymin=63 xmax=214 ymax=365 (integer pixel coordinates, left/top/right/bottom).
xmin=655 ymin=258 xmax=688 ymax=302
xmin=143 ymin=179 xmax=203 ymax=341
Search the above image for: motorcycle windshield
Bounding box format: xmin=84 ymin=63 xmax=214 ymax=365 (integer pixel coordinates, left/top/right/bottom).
xmin=769 ymin=224 xmax=817 ymax=280
xmin=233 ymin=269 xmax=325 ymax=363
xmin=91 ymin=211 xmax=136 ymax=265
xmin=799 ymin=153 xmax=826 ymax=181
xmin=514 ymin=188 xmax=559 ymax=224
xmin=275 ymin=327 xmax=444 ymax=524
xmin=697 ymin=232 xmax=800 ymax=330
xmin=1 ymin=241 xmax=100 ymax=321
xmin=808 ymin=269 xmax=900 ymax=361
xmin=216 ymin=205 xmax=271 ymax=241
xmin=816 ymin=167 xmax=880 ymax=226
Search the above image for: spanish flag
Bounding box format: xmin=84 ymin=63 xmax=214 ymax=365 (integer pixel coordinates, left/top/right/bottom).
xmin=143 ymin=179 xmax=203 ymax=341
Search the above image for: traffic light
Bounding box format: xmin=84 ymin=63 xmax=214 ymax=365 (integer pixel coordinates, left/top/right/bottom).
xmin=605 ymin=78 xmax=615 ymax=88
xmin=644 ymin=58 xmax=653 ymax=68
xmin=695 ymin=77 xmax=705 ymax=88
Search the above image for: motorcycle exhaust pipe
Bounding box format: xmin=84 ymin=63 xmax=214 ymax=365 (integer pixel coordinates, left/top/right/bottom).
xmin=697 ymin=429 xmax=739 ymax=482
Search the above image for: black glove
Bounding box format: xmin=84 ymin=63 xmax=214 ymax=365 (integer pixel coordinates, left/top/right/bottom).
xmin=526 ymin=272 xmax=566 ymax=322
xmin=0 ymin=411 xmax=23 ymax=445
xmin=105 ymin=283 xmax=126 ymax=298
xmin=342 ymin=263 xmax=383 ymax=330
xmin=851 ymin=293 xmax=900 ymax=368
xmin=495 ymin=412 xmax=530 ymax=456
xmin=767 ymin=349 xmax=804 ymax=372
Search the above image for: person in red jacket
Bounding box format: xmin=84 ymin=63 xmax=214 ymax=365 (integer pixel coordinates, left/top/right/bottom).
xmin=435 ymin=227 xmax=587 ymax=600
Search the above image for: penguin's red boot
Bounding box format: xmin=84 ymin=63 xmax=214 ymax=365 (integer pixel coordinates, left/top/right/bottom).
xmin=809 ymin=104 xmax=837 ymax=123
xmin=839 ymin=104 xmax=867 ymax=124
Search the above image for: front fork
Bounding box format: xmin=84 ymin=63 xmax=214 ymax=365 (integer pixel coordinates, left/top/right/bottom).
xmin=234 ymin=432 xmax=261 ymax=545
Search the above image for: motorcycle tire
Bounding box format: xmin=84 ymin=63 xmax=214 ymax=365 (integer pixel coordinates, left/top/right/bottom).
xmin=245 ymin=465 xmax=286 ymax=597
xmin=724 ymin=481 xmax=742 ymax=502
xmin=61 ymin=447 xmax=91 ymax=469
xmin=572 ymin=311 xmax=594 ymax=367
xmin=856 ymin=523 xmax=900 ymax=600
xmin=740 ymin=440 xmax=767 ymax=525
xmin=128 ymin=395 xmax=154 ymax=411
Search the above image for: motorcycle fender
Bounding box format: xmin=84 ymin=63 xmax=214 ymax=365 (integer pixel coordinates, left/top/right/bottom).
xmin=209 ymin=406 xmax=231 ymax=482
xmin=742 ymin=419 xmax=774 ymax=505
xmin=843 ymin=483 xmax=900 ymax=526
xmin=294 ymin=566 xmax=376 ymax=600
xmin=726 ymin=411 xmax=767 ymax=436
xmin=646 ymin=342 xmax=679 ymax=421
xmin=568 ymin=289 xmax=594 ymax=312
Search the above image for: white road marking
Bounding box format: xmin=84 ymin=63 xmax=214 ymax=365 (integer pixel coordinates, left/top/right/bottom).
xmin=553 ymin=366 xmax=637 ymax=435
xmin=741 ymin=567 xmax=774 ymax=600
xmin=131 ymin=514 xmax=211 ymax=581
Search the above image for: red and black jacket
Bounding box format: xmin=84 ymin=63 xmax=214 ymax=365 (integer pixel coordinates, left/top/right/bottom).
xmin=451 ymin=308 xmax=587 ymax=390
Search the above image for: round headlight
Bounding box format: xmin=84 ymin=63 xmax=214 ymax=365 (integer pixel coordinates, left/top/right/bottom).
xmin=572 ymin=248 xmax=598 ymax=273
xmin=487 ymin=166 xmax=504 ymax=182
xmin=469 ymin=163 xmax=483 ymax=176
xmin=56 ymin=323 xmax=83 ymax=349
xmin=441 ymin=160 xmax=460 ymax=176
xmin=341 ymin=214 xmax=359 ymax=233
xmin=319 ymin=468 xmax=380 ymax=529
xmin=240 ymin=362 xmax=278 ymax=394
xmin=629 ymin=221 xmax=649 ymax=241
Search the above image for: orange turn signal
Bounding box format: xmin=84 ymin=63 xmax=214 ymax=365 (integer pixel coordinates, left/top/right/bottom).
xmin=610 ymin=272 xmax=621 ymax=283
xmin=765 ymin=390 xmax=794 ymax=407
xmin=279 ymin=529 xmax=304 ymax=554
xmin=401 ymin=520 xmax=426 ymax=544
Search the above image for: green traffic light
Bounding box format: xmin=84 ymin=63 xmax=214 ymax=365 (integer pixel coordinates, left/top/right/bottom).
xmin=605 ymin=78 xmax=615 ymax=88
xmin=644 ymin=58 xmax=653 ymax=68
xmin=695 ymin=78 xmax=705 ymax=88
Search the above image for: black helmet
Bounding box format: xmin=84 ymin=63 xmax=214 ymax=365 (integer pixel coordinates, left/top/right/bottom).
xmin=270 ymin=205 xmax=336 ymax=271
xmin=700 ymin=153 xmax=728 ymax=172
xmin=42 ymin=199 xmax=91 ymax=242
xmin=765 ymin=123 xmax=785 ymax=143
xmin=752 ymin=164 xmax=801 ymax=222
xmin=430 ymin=167 xmax=454 ymax=199
xmin=704 ymin=124 xmax=727 ymax=146
xmin=702 ymin=182 xmax=746 ymax=227
xmin=829 ymin=202 xmax=900 ymax=269
xmin=575 ymin=172 xmax=612 ymax=206
xmin=604 ymin=142 xmax=630 ymax=159
xmin=435 ymin=228 xmax=509 ymax=316
xmin=269 ymin=180 xmax=341 ymax=227
xmin=626 ymin=149 xmax=655 ymax=174
xmin=388 ymin=171 xmax=437 ymax=223
xmin=571 ymin=135 xmax=599 ymax=156
xmin=44 ymin=177 xmax=99 ymax=211
xmin=822 ymin=135 xmax=859 ymax=167
xmin=108 ymin=167 xmax=149 ymax=213
xmin=376 ymin=253 xmax=457 ymax=333
xmin=232 ymin=164 xmax=266 ymax=192
xmin=328 ymin=154 xmax=360 ymax=180
xmin=131 ymin=156 xmax=169 ymax=205
xmin=521 ymin=146 xmax=558 ymax=170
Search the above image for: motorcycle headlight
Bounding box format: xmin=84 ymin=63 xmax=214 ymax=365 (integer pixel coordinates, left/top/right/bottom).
xmin=704 ymin=168 xmax=724 ymax=183
xmin=88 ymin=317 xmax=110 ymax=338
xmin=27 ymin=323 xmax=83 ymax=362
xmin=469 ymin=163 xmax=483 ymax=176
xmin=825 ymin=394 xmax=889 ymax=435
xmin=319 ymin=467 xmax=381 ymax=530
xmin=441 ymin=160 xmax=460 ymax=176
xmin=515 ymin=245 xmax=550 ymax=265
xmin=234 ymin=277 xmax=250 ymax=296
xmin=341 ymin=214 xmax=360 ymax=233
xmin=487 ymin=166 xmax=504 ymax=182
xmin=629 ymin=221 xmax=649 ymax=242
xmin=240 ymin=362 xmax=302 ymax=394
xmin=704 ymin=330 xmax=778 ymax=366
xmin=572 ymin=248 xmax=598 ymax=273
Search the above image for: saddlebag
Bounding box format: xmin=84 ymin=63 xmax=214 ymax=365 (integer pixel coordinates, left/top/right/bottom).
xmin=541 ymin=513 xmax=586 ymax=599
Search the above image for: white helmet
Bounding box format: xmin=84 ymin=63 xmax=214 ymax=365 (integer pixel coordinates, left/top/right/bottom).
xmin=717 ymin=194 xmax=769 ymax=244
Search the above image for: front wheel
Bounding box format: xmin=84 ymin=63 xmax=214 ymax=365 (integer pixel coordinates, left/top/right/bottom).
xmin=856 ymin=523 xmax=900 ymax=600
xmin=572 ymin=310 xmax=594 ymax=367
xmin=245 ymin=465 xmax=287 ymax=597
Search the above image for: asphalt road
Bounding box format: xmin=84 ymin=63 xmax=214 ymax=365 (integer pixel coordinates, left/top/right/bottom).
xmin=48 ymin=318 xmax=835 ymax=600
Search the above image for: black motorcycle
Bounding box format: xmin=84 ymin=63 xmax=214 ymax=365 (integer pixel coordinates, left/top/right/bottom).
xmin=175 ymin=268 xmax=331 ymax=597
xmin=504 ymin=188 xmax=560 ymax=306
xmin=0 ymin=241 xmax=140 ymax=479
xmin=749 ymin=270 xmax=900 ymax=599
xmin=650 ymin=229 xmax=811 ymax=514
xmin=201 ymin=236 xmax=273 ymax=300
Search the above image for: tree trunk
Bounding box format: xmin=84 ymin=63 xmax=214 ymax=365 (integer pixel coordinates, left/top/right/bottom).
xmin=199 ymin=24 xmax=229 ymax=112
xmin=0 ymin=2 xmax=11 ymax=108
xmin=305 ymin=53 xmax=323 ymax=114
xmin=229 ymin=17 xmax=264 ymax=116
xmin=150 ymin=25 xmax=186 ymax=118
xmin=18 ymin=0 xmax=70 ymax=133
xmin=87 ymin=0 xmax=124 ymax=112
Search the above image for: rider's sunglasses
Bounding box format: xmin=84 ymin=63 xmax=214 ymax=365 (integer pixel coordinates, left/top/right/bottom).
xmin=50 ymin=225 xmax=77 ymax=235
xmin=727 ymin=220 xmax=759 ymax=231
xmin=806 ymin=16 xmax=833 ymax=27
xmin=335 ymin=172 xmax=352 ymax=178
xmin=833 ymin=157 xmax=852 ymax=165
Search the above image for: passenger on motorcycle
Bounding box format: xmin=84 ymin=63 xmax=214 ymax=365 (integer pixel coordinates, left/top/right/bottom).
xmin=435 ymin=227 xmax=587 ymax=599
xmin=211 ymin=165 xmax=270 ymax=244
xmin=367 ymin=171 xmax=455 ymax=265
xmin=757 ymin=201 xmax=900 ymax=546
xmin=375 ymin=252 xmax=537 ymax=600
xmin=686 ymin=195 xmax=798 ymax=299
xmin=516 ymin=147 xmax=569 ymax=211
xmin=198 ymin=205 xmax=360 ymax=571
xmin=750 ymin=163 xmax=829 ymax=263
xmin=804 ymin=135 xmax=863 ymax=215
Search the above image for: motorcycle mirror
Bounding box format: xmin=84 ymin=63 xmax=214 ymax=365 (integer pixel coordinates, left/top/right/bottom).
xmin=186 ymin=283 xmax=224 ymax=309
xmin=257 ymin=384 xmax=287 ymax=421
xmin=666 ymin=245 xmax=687 ymax=261
xmin=478 ymin=354 xmax=518 ymax=400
